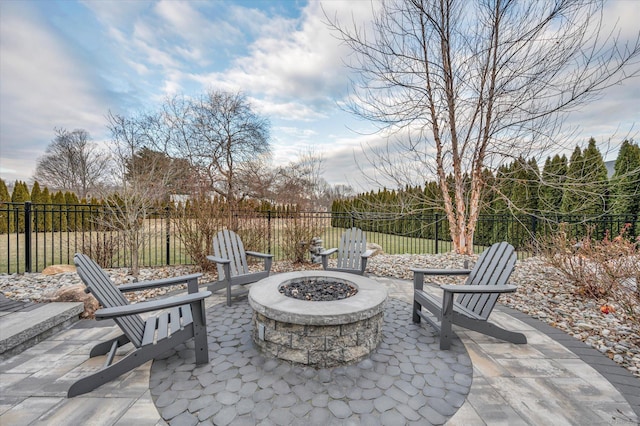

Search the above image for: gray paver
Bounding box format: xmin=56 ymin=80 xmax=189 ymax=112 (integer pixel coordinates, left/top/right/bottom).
xmin=349 ymin=398 xmax=374 ymax=414
xmin=213 ymin=405 xmax=237 ymax=425
xmin=380 ymin=409 xmax=407 ymax=425
xmin=328 ymin=399 xmax=352 ymax=418
xmin=161 ymin=399 xmax=189 ymax=420
xmin=149 ymin=298 xmax=473 ymax=423
xmin=170 ymin=411 xmax=198 ymax=426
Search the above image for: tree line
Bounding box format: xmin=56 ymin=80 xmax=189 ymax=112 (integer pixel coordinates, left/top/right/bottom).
xmin=331 ymin=139 xmax=640 ymax=247
xmin=0 ymin=178 xmax=309 ymax=235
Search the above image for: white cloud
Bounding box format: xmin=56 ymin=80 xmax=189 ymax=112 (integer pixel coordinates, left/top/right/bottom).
xmin=195 ymin=1 xmax=368 ymax=121
xmin=0 ymin=3 xmax=108 ymax=183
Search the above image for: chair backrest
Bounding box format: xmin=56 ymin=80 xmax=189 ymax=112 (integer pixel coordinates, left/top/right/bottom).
xmin=336 ymin=227 xmax=367 ymax=270
xmin=458 ymin=242 xmax=516 ymax=320
xmin=74 ymin=253 xmax=146 ymax=347
xmin=213 ymin=230 xmax=249 ymax=280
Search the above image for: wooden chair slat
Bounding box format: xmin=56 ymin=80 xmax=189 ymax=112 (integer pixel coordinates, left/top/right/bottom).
xmin=180 ymin=305 xmax=193 ymax=327
xmin=169 ymin=307 xmax=181 ymax=335
xmin=156 ymin=312 xmax=169 ymax=341
xmin=142 ymin=317 xmax=157 ymax=346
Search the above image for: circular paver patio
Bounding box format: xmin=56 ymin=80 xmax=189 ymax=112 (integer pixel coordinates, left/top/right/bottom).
xmin=149 ymin=298 xmax=472 ymax=425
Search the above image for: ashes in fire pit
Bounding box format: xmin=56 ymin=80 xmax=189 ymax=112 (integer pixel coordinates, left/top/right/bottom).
xmin=279 ymin=278 xmax=358 ymax=301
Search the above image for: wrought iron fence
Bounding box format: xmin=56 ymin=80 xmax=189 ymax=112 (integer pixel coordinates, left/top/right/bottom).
xmin=0 ymin=202 xmax=637 ymax=274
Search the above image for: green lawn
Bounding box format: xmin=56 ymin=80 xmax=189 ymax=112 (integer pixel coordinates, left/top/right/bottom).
xmin=0 ymin=230 xmax=189 ymax=274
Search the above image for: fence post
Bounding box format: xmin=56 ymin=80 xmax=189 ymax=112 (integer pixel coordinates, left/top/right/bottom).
xmin=267 ymin=210 xmax=272 ymax=254
xmin=24 ymin=201 xmax=32 ymax=273
xmin=434 ymin=213 xmax=439 ymax=254
xmin=165 ymin=206 xmax=171 ymax=265
xmin=531 ymin=214 xmax=537 ymax=239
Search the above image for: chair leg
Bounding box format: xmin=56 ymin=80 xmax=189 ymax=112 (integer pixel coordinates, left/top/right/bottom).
xmin=456 ymin=316 xmax=528 ymax=345
xmin=89 ymin=334 xmax=130 ymax=358
xmin=440 ymin=291 xmax=455 ymax=350
xmin=192 ymin=300 xmax=209 ymax=365
xmin=69 ymin=328 xmax=196 ymax=397
xmin=68 ymin=344 xmax=156 ymax=397
xmin=412 ymin=301 xmax=421 ymax=323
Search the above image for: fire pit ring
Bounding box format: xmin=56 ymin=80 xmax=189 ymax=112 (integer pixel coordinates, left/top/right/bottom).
xmin=249 ymin=271 xmax=388 ymax=367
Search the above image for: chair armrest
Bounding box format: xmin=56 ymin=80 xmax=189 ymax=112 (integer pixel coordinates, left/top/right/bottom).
xmin=410 ymin=268 xmax=472 ymax=276
xmin=319 ymin=248 xmax=338 ymax=256
xmin=440 ymin=284 xmax=517 ymax=294
xmin=95 ymin=291 xmax=212 ymax=320
xmin=246 ymin=251 xmax=273 ymax=259
xmin=117 ymin=273 xmax=202 ymax=293
xmin=206 ymin=255 xmax=230 ymax=265
xmin=361 ymin=249 xmax=375 ymax=258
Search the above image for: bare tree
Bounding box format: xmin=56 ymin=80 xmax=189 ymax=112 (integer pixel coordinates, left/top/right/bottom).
xmin=98 ymin=111 xmax=179 ymax=276
xmin=163 ymin=90 xmax=271 ymax=217
xmin=328 ymin=0 xmax=640 ymax=253
xmin=236 ymin=153 xmax=279 ymax=203
xmin=34 ymin=128 xmax=110 ymax=198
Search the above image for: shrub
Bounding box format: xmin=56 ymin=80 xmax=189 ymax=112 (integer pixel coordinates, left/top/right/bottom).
xmin=82 ymin=234 xmax=118 ymax=268
xmin=538 ymin=224 xmax=639 ymax=327
xmin=172 ymin=198 xmax=227 ymax=271
xmin=280 ymin=215 xmax=323 ymax=263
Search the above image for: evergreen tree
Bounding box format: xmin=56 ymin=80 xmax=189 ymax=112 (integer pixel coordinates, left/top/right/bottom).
xmin=65 ymin=191 xmax=80 ymax=231
xmin=475 ymin=168 xmax=498 ymax=245
xmin=42 ymin=187 xmax=53 ymax=231
xmin=611 ymin=140 xmax=640 ymax=232
xmin=496 ymin=158 xmax=539 ymax=246
xmin=0 ymin=179 xmax=10 ymax=233
xmin=11 ymin=181 xmax=30 ymax=232
xmin=51 ymin=191 xmax=67 ymax=231
xmin=539 ymin=154 xmax=568 ymax=215
xmin=561 ymin=146 xmax=585 ymax=215
xmin=30 ymin=182 xmax=45 ymax=231
xmin=11 ymin=181 xmax=30 ymax=202
xmin=581 ymin=138 xmax=609 ymax=215
xmin=0 ymin=179 xmax=9 ymax=202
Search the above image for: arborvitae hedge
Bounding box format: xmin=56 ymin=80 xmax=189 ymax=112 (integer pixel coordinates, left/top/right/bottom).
xmin=332 ymin=139 xmax=640 ymax=246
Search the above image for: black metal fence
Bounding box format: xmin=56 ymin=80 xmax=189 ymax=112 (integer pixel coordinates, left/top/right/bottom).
xmin=1 ymin=202 xmax=637 ymax=274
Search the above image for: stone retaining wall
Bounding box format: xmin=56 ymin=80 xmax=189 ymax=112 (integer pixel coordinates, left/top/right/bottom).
xmin=252 ymin=311 xmax=383 ymax=368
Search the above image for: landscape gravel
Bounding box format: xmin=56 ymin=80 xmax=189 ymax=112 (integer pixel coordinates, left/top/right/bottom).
xmin=1 ymin=252 xmax=638 ymax=378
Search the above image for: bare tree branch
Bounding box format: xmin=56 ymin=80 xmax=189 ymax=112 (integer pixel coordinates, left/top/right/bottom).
xmin=327 ymin=0 xmax=640 ymax=253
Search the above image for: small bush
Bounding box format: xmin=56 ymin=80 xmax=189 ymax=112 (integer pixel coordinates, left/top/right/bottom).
xmin=237 ymin=217 xmax=270 ymax=255
xmin=538 ymin=224 xmax=639 ymax=327
xmin=280 ymin=216 xmax=323 ymax=263
xmin=172 ymin=198 xmax=226 ymax=272
xmin=82 ymin=234 xmax=118 ymax=268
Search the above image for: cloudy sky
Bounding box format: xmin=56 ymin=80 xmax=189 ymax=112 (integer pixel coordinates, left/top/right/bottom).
xmin=1 ymin=0 xmax=638 ymax=192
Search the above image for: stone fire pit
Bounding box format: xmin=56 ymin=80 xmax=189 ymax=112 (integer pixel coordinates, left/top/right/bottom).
xmin=248 ymin=271 xmax=388 ymax=368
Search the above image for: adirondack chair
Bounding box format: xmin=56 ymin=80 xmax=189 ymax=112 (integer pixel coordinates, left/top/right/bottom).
xmin=320 ymin=227 xmax=374 ymax=275
xmin=70 ymin=253 xmax=211 ymax=397
xmin=207 ymin=229 xmax=273 ymax=306
xmin=411 ymin=242 xmax=527 ymax=350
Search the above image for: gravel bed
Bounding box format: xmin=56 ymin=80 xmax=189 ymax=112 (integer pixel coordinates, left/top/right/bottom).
xmin=1 ymin=253 xmax=638 ymax=378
